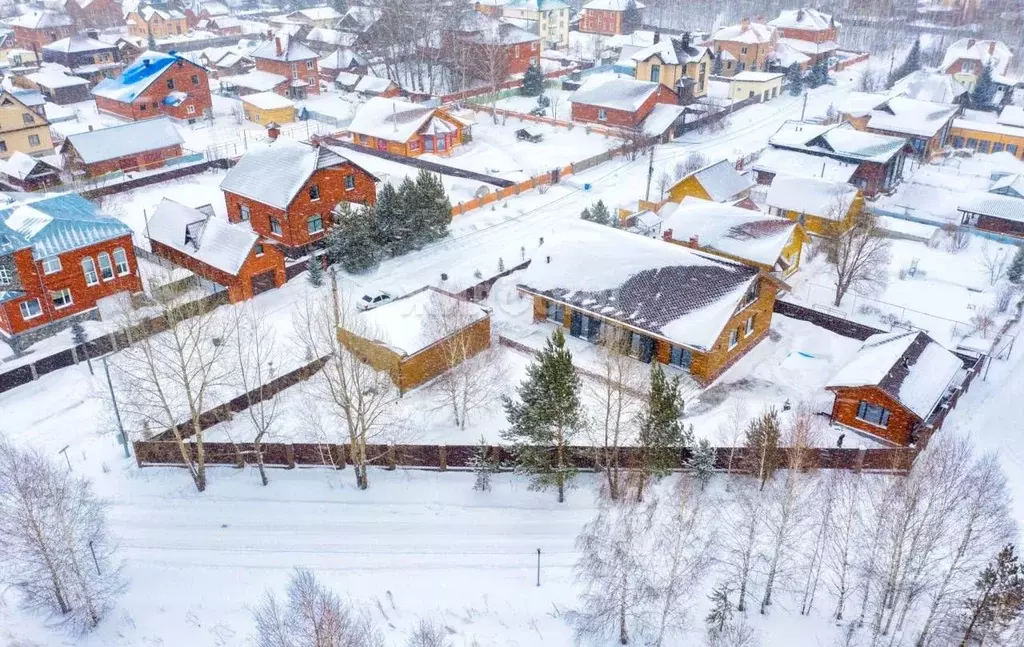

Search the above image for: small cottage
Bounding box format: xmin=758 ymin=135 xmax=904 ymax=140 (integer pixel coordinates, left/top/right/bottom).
xmin=958 ymin=174 xmax=1024 ymax=237
xmin=1 ymin=151 xmax=62 ymax=191
xmin=241 ymin=91 xmax=296 ymax=124
xmin=346 ymin=97 xmax=465 ymax=157
xmin=23 ymin=67 xmax=92 ymax=105
xmin=839 ymin=93 xmax=959 ymax=160
xmin=60 ymin=117 xmax=185 ymax=178
xmin=765 ymin=175 xmax=861 ymax=235
xmin=569 ymin=77 xmax=678 ymax=128
xmin=728 ymin=71 xmax=784 ymax=102
xmin=667 ymin=159 xmax=753 ymax=204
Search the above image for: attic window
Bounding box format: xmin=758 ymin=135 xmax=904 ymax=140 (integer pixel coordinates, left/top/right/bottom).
xmin=308 ymin=184 xmax=320 ymax=201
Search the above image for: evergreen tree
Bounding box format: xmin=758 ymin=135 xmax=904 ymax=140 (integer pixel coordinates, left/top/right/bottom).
xmin=325 ymin=203 xmax=379 ymax=273
xmin=633 ymin=363 xmax=691 ymax=501
xmin=306 ymin=254 xmax=324 ymax=287
xmin=705 ymin=584 xmax=734 ymax=636
xmin=807 ymin=61 xmax=829 ymax=88
xmin=787 ymin=63 xmax=803 ymax=96
xmin=888 ymin=38 xmax=921 ymax=85
xmin=521 ymin=62 xmax=544 ymax=97
xmin=469 ymin=436 xmax=498 ymax=492
xmin=579 ymin=206 xmax=593 ymax=221
xmin=501 ymin=329 xmax=584 ymax=503
xmin=583 ymin=199 xmax=611 ymax=226
xmin=413 ymin=168 xmax=452 ymax=244
xmin=959 ymin=544 xmax=1024 ymax=645
xmin=1008 ymin=246 xmax=1024 ymax=283
xmin=744 ymin=407 xmax=781 ymax=490
xmin=711 ymin=50 xmax=723 ymax=76
xmin=374 ymin=181 xmax=409 ymax=256
xmin=689 ymin=437 xmax=716 ymax=490
xmin=70 ymin=320 xmax=92 ymax=374
xmin=622 ymin=0 xmax=642 ymax=34
xmin=971 ymin=63 xmax=998 ymax=109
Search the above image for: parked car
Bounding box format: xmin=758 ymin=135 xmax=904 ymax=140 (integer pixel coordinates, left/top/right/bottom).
xmin=357 ymin=290 xmax=394 ymax=311
xmin=516 ymin=127 xmax=543 ymax=143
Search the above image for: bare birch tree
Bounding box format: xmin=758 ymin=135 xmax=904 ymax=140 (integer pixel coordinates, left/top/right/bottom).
xmin=587 ymin=330 xmax=643 ymax=501
xmin=231 ymin=304 xmax=282 ymax=486
xmin=827 ymin=470 xmax=865 ymax=622
xmin=825 ymin=211 xmax=891 ymax=307
xmin=721 ymin=479 xmax=765 ymax=613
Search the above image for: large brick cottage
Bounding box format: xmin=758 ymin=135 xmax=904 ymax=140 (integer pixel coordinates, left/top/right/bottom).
xmin=220 ymin=137 xmax=379 ymax=258
xmin=92 ymin=50 xmax=212 ymax=122
xmin=250 ymin=35 xmax=320 ymax=99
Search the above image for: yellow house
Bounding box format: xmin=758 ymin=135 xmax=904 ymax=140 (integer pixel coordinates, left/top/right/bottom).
xmin=346 ymin=97 xmax=465 ymax=158
xmin=127 ymin=7 xmax=189 ymax=40
xmin=950 ymin=114 xmax=1024 ymax=160
xmin=667 ymin=159 xmax=754 ymax=204
xmin=630 ymin=34 xmax=712 ymax=101
xmin=659 ymin=197 xmax=809 ymax=278
xmin=765 ymin=174 xmax=862 ymax=235
xmin=0 ymin=90 xmax=53 ymax=159
xmin=241 ymin=91 xmax=296 ymax=125
xmin=728 ymin=71 xmax=784 ymax=102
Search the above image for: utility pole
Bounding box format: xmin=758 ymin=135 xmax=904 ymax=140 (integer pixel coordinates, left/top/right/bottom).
xmin=102 ymin=355 xmax=130 ymax=459
xmin=536 ymin=548 xmax=541 ymax=587
xmin=644 ymin=143 xmax=655 ymax=201
xmin=800 ymin=91 xmax=808 ymax=122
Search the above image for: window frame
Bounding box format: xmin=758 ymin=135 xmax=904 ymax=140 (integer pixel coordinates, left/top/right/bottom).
xmin=728 ymin=328 xmax=739 ymax=350
xmin=186 ymin=105 xmax=196 ymax=115
xmin=112 ymin=247 xmax=130 ymax=275
xmin=307 ymin=214 xmax=324 ymax=235
xmin=308 ymin=184 xmax=320 ymax=201
xmin=545 ymin=300 xmax=564 ymax=324
xmin=19 ymin=298 xmax=41 ymax=320
xmin=22 ymin=112 xmax=33 ymax=124
xmin=27 ymin=134 xmax=40 ymax=147
xmin=597 ymin=108 xmax=608 ymax=121
xmin=745 ymin=314 xmax=755 ymax=336
xmin=51 ymin=287 xmax=73 ymax=310
xmin=856 ymin=400 xmax=891 ymax=428
xmin=344 ymin=175 xmax=356 ymax=190
xmin=240 ymin=204 xmax=251 ymax=221
xmin=270 ymin=218 xmax=283 ymax=235
xmin=97 ymin=252 xmax=114 ymax=281
xmin=166 ymin=78 xmax=175 ymax=90
xmin=41 ymin=256 xmax=62 ymax=274
xmin=81 ymin=257 xmax=98 ymax=285
xmin=0 ymin=266 xmax=11 ymax=285
xmin=254 ymin=243 xmax=264 ymax=257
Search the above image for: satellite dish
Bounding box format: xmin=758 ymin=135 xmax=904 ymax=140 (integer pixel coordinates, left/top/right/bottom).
xmin=474 ymin=185 xmax=491 ymax=199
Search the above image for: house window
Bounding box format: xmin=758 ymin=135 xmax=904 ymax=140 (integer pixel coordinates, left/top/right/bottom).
xmin=437 ymin=135 xmax=446 ymax=151
xmin=140 ymin=103 xmax=147 ymax=112
xmin=0 ymin=266 xmax=11 ymax=285
xmin=97 ymin=252 xmax=114 ymax=280
xmin=966 ymin=138 xmax=977 ymax=149
xmin=291 ymin=63 xmax=298 ymax=78
xmin=239 ymin=204 xmax=250 ymax=221
xmin=978 ymin=140 xmax=990 ymax=153
xmin=344 ymin=175 xmax=355 ymax=190
xmin=569 ymin=311 xmax=602 ymax=343
xmin=424 ymin=136 xmax=434 ymax=152
xmin=627 ymin=331 xmax=655 ymax=363
xmin=597 ymin=108 xmax=607 ymax=121
xmin=745 ymin=314 xmax=755 ymax=336
xmin=545 ymin=300 xmax=564 ymax=324
xmin=20 ymin=298 xmax=41 ymax=320
xmin=993 ymin=142 xmax=1005 ymax=153
xmin=307 ymin=214 xmax=323 ymax=234
xmin=306 ymin=59 xmax=314 ymax=70
xmin=166 ymin=78 xmax=175 ymax=90
xmin=741 ymin=280 xmax=759 ymax=307
xmin=51 ymin=287 xmax=73 ymax=310
xmin=270 ymin=218 xmax=282 ymax=235
xmin=1008 ymin=144 xmax=1019 ymax=155
xmin=669 ymin=345 xmax=693 ymax=371
xmin=82 ymin=257 xmax=98 ymax=285
xmin=0 ymin=141 xmax=6 ymax=152
xmin=962 ymin=61 xmax=976 ymax=74
xmin=113 ymin=247 xmax=130 ymax=275
xmin=41 ymin=256 xmax=61 ymax=274
xmin=309 ymin=184 xmax=320 ymax=201
xmin=728 ymin=328 xmax=739 ymax=349
xmin=409 ymin=140 xmax=419 ymax=151
xmin=186 ymin=105 xmax=196 ymax=115
xmin=22 ymin=112 xmax=33 ymax=124
xmin=856 ymin=400 xmax=891 ymax=427
xmin=741 ymin=46 xmax=748 ymax=55
xmin=254 ymin=243 xmax=264 ymax=256
xmin=650 ymin=64 xmax=660 ymax=83
xmin=191 ymin=74 xmax=199 ymax=85
xmin=952 ymin=136 xmax=964 ymax=148
xmin=28 ymin=135 xmax=40 ymax=147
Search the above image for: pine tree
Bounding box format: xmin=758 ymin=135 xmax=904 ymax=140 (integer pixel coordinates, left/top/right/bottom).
xmin=70 ymin=320 xmax=92 ymax=374
xmin=373 ymin=181 xmax=408 ymax=257
xmin=147 ymin=28 xmax=156 ymax=50
xmin=971 ymin=63 xmax=998 ymax=109
xmin=633 ymin=363 xmax=691 ymax=501
xmin=521 ymin=62 xmax=544 ymax=97
xmin=306 ymin=254 xmax=324 ymax=287
xmin=469 ymin=436 xmax=498 ymax=492
xmin=711 ymin=50 xmax=723 ymax=76
xmin=807 ymin=60 xmax=829 ymax=88
xmin=705 ymin=584 xmax=734 ymax=636
xmin=326 ymin=203 xmax=379 ymax=273
xmin=501 ymin=329 xmax=584 ymax=503
xmin=587 ymin=200 xmax=611 ymax=226
xmin=413 ymin=169 xmax=452 ymax=245
xmin=580 ymin=206 xmax=593 ymax=222
xmin=689 ymin=437 xmax=716 ymax=490
xmin=889 ymin=38 xmax=921 ymax=85
xmin=1008 ymin=246 xmax=1024 ymax=283
xmin=959 ymin=544 xmax=1024 ymax=645
xmin=787 ymin=63 xmax=803 ymax=96
xmin=744 ymin=407 xmax=781 ymax=490
xmin=622 ymin=0 xmax=642 ymax=34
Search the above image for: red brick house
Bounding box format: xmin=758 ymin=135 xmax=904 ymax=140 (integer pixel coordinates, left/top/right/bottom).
xmin=92 ymin=50 xmax=212 ymax=122
xmin=147 ymin=198 xmax=287 ymax=303
xmin=767 ymin=8 xmax=839 ymax=66
xmin=0 ymin=193 xmax=141 ymax=348
xmin=825 ymin=331 xmax=965 ymax=446
xmin=569 ymin=77 xmax=678 ymax=128
xmin=579 ymin=0 xmax=644 ymax=35
xmin=347 ymin=97 xmax=466 ymax=157
xmin=182 ymin=0 xmax=231 ymax=28
xmin=220 ymin=137 xmax=379 ymax=258
xmin=9 ymin=10 xmax=75 ymax=49
xmin=444 ymin=12 xmax=541 ymax=77
xmin=60 ymin=117 xmax=185 ymax=179
xmin=711 ymin=19 xmax=776 ymax=76
xmin=251 ymin=35 xmax=320 ymax=99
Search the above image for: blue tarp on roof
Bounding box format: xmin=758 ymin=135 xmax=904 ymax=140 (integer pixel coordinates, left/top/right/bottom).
xmin=0 ymin=194 xmax=133 ymax=260
xmin=91 ymin=50 xmax=180 ymax=103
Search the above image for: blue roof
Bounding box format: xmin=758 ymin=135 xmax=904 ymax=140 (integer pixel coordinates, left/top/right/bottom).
xmin=0 ymin=194 xmax=133 ymax=260
xmin=91 ymin=50 xmax=186 ymax=104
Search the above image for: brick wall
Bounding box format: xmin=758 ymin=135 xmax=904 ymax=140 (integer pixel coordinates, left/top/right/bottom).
xmin=828 ymin=385 xmax=918 ymax=446
xmin=13 ymin=24 xmax=73 ymax=49
xmin=67 ymin=142 xmax=185 ymax=178
xmin=571 ymin=85 xmax=676 ymax=128
xmin=93 ymin=59 xmax=212 ymax=121
xmin=255 ymin=55 xmax=320 ymax=95
xmin=150 ymin=237 xmax=286 ymax=303
xmin=580 ymin=9 xmax=622 ymax=35
xmin=714 ymin=40 xmax=772 ymax=75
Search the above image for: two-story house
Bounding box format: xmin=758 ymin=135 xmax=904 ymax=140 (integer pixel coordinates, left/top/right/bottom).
xmin=41 ymin=33 xmax=123 ymax=84
xmin=126 ymin=6 xmax=189 ymax=40
xmin=8 ymin=10 xmax=75 ymax=49
xmin=251 ymin=35 xmax=320 ymax=99
xmin=502 ymin=0 xmax=570 ymax=48
xmin=630 ymin=32 xmax=712 ymax=102
xmin=444 ymin=12 xmax=540 ymax=78
xmin=0 ymin=90 xmax=54 ymax=160
xmin=219 ymin=136 xmax=379 ymax=258
xmin=579 ymin=0 xmax=644 ymax=36
xmin=711 ymin=18 xmax=775 ymax=76
xmin=940 ymin=38 xmax=1013 ymax=91
xmin=767 ymin=8 xmax=839 ymax=67
xmin=92 ymin=50 xmax=211 ymax=122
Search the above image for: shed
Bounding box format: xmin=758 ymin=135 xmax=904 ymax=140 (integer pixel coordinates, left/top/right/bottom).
xmin=59 ymin=117 xmax=184 ymax=178
xmin=0 ymin=151 xmax=61 ymax=191
xmin=241 ymin=91 xmax=296 ymax=124
xmin=337 ymin=287 xmax=492 ymax=393
xmin=23 ymin=66 xmax=91 ymax=105
xmin=728 ymin=71 xmax=784 ymax=102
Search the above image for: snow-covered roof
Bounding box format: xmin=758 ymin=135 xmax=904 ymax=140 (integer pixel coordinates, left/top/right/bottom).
xmin=506 ymin=0 xmax=571 ymax=10
xmin=769 ymin=121 xmax=907 ymax=164
xmin=770 ymin=41 xmax=810 ymax=68
xmin=339 ymin=5 xmax=382 ymax=32
xmin=336 ymin=71 xmax=359 ymax=87
xmin=354 ymin=75 xmax=396 ymax=94
xmin=958 ymin=191 xmax=1024 ymax=223
xmin=42 ymin=33 xmax=112 ymax=54
xmin=138 ymin=6 xmax=186 ymax=21
xmin=218 ymin=69 xmax=286 ymax=92
xmin=841 ymin=93 xmax=959 ymax=138
xmin=875 ymin=215 xmax=939 ymax=240
xmin=892 ymin=70 xmax=967 ymax=104
xmin=355 ymin=287 xmax=490 ymax=357
xmin=251 ymin=35 xmax=317 ymax=62
xmin=997 ymin=105 xmax=1024 ymax=128
xmin=10 ymin=88 xmax=46 ymax=108
xmin=712 ymin=21 xmax=773 ymax=44
xmin=26 ymin=67 xmax=89 ymax=89
xmin=456 ymin=12 xmax=539 ymax=45
xmin=0 ymin=193 xmax=132 ymax=260
xmin=629 ymin=36 xmax=709 ymax=66
xmin=318 ymin=47 xmax=367 ymax=70
xmin=659 ymin=197 xmax=798 ymax=267
xmin=769 ymin=8 xmax=836 ymax=31
xmin=752 ymin=147 xmax=858 ymax=183
xmin=346 ymin=96 xmax=440 ymax=143
xmin=990 ymin=173 xmax=1024 ymax=198
xmin=775 ymin=37 xmax=837 ymax=55
xmin=569 ymin=77 xmax=661 ymax=112
xmin=683 ymin=159 xmax=754 ymax=202
xmin=1 ymin=151 xmax=59 ymax=180
xmin=147 ymin=198 xmax=258 ymax=276
xmin=583 ymin=0 xmax=644 ymax=10
xmin=91 ymin=51 xmax=197 ymax=103
xmin=731 ymin=71 xmax=783 ymax=83
xmin=306 ymin=27 xmax=358 ymax=47
xmin=220 ymin=138 xmax=365 ymax=210
xmin=517 ymin=220 xmax=760 ymax=352
xmin=941 ymin=39 xmax=1012 ymax=76
xmin=63 ymin=117 xmax=183 ymax=164
xmin=7 ymin=10 xmax=73 ymax=29
xmin=290 ymin=6 xmax=343 ymax=22
xmin=826 ymin=330 xmax=962 ymax=420
xmin=641 ymin=103 xmax=684 ymax=137
xmin=242 ymin=90 xmax=294 ymax=110
xmin=765 ymin=175 xmax=858 ymax=219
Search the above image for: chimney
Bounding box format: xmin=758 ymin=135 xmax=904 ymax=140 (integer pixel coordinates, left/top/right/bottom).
xmin=143 ymin=58 xmax=150 ymax=67
xmin=680 ymin=31 xmax=690 ymax=51
xmin=653 ymin=31 xmax=660 ymax=44
xmin=797 ymin=8 xmax=804 ymax=21
xmin=662 ymin=228 xmax=673 ymax=242
xmin=688 ymin=235 xmax=699 ymax=248
xmin=275 ymin=37 xmax=283 ymax=56
xmin=740 ymin=17 xmax=750 ymax=32
xmin=967 ymin=38 xmax=976 ymax=49
xmin=266 ymin=29 xmax=273 ymax=40
xmin=266 ymin=122 xmax=280 ymax=141
xmin=86 ymin=29 xmax=98 ymax=39
xmin=989 ymin=41 xmax=996 ymax=55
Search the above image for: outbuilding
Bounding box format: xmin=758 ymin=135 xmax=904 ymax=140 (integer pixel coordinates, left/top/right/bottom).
xmin=728 ymin=71 xmax=784 ymax=102
xmin=60 ymin=117 xmax=185 ymax=179
xmin=241 ymin=91 xmax=296 ymax=125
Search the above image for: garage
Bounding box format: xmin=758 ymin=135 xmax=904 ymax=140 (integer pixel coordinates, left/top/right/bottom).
xmin=250 ymin=270 xmax=277 ymax=297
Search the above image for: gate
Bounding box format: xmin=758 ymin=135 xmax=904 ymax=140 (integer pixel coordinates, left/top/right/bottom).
xmin=250 ymin=270 xmax=276 ymax=296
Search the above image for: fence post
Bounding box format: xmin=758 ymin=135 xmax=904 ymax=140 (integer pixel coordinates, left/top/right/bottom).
xmin=386 ymin=446 xmax=396 ymax=470
xmin=28 ymin=362 xmax=38 ymax=381
xmin=854 ymin=448 xmax=866 ymax=474
xmin=286 ymin=444 xmax=295 ymax=469
xmin=439 ymin=446 xmax=447 ymax=471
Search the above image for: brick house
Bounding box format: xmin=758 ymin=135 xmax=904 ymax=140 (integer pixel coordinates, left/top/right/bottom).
xmin=181 ymin=0 xmax=231 ymax=28
xmin=60 ymin=117 xmax=185 ymax=178
xmin=317 ymin=48 xmax=368 ymax=81
xmin=0 ymin=151 xmax=62 ymax=191
xmin=840 ymin=92 xmax=959 ymax=160
xmin=957 ymin=174 xmax=1024 ymax=237
xmin=579 ymin=0 xmax=644 ymax=36
xmin=347 ymin=97 xmax=466 ymax=157
xmin=517 ymin=221 xmax=786 ymax=385
xmin=630 ymin=32 xmax=713 ymax=101
xmin=41 ymin=34 xmax=123 ymax=84
xmin=55 ymin=0 xmax=124 ymax=29
xmin=9 ymin=10 xmax=75 ymax=49
xmin=220 ymin=136 xmax=379 ymax=258
xmin=711 ymin=19 xmax=775 ymax=76
xmin=569 ymin=77 xmax=678 ymax=128
xmin=125 ymin=7 xmax=189 ymax=40
xmin=826 ymin=331 xmax=965 ymax=446
xmin=147 ymin=198 xmax=287 ymax=303
xmin=503 ymin=0 xmax=571 ymax=49
xmin=338 ymin=287 xmax=492 ymax=393
xmin=444 ymin=12 xmax=541 ymax=78
xmin=92 ymin=50 xmax=212 ymax=122
xmin=0 ymin=193 xmax=141 ymax=347
xmin=767 ymin=8 xmax=839 ymax=66
xmin=251 ymin=35 xmax=320 ymax=99
xmin=0 ymin=90 xmax=55 ymax=159
xmin=940 ymin=38 xmax=1013 ymax=91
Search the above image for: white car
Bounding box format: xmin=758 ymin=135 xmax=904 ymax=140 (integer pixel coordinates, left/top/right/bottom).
xmin=357 ymin=290 xmax=394 ymax=311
